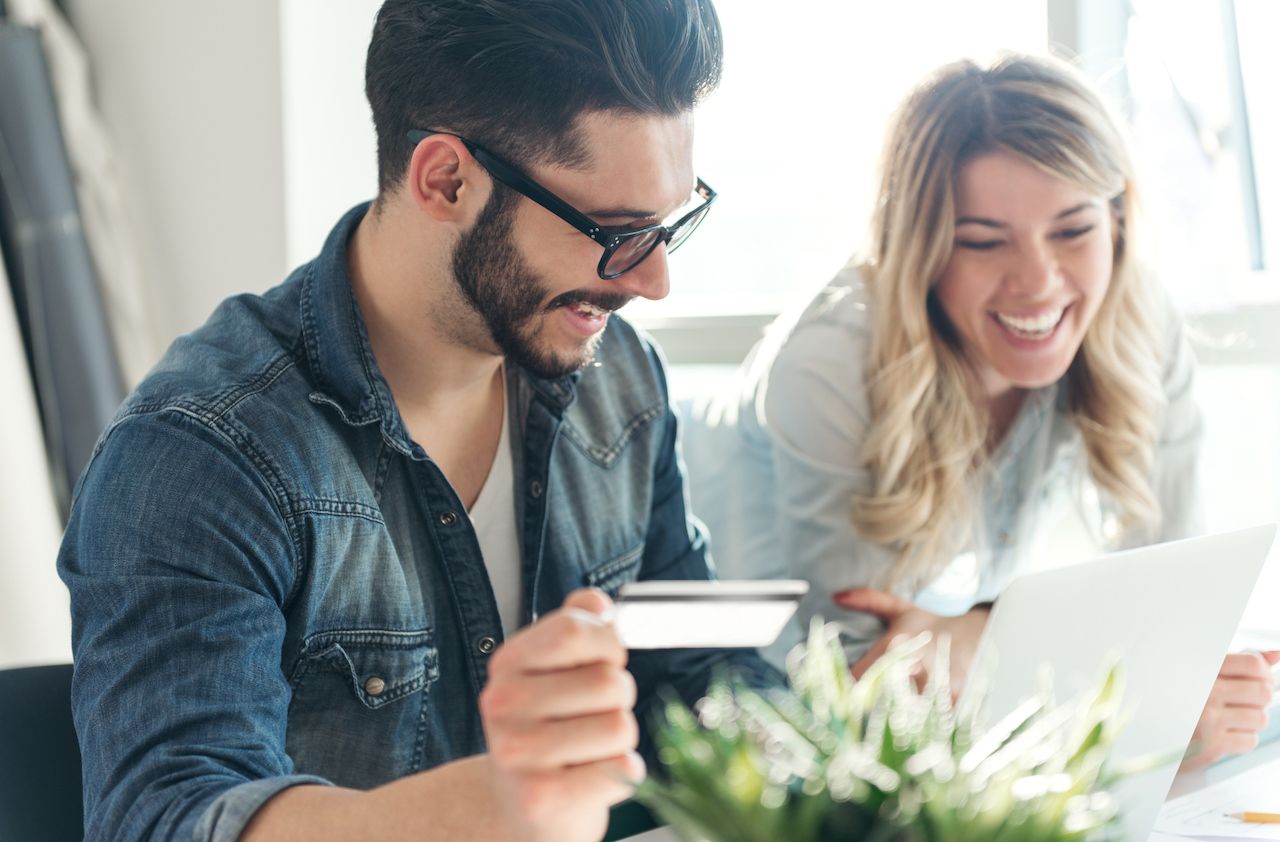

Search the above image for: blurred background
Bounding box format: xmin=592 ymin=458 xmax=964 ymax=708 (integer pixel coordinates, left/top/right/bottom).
xmin=2 ymin=0 xmax=1277 ymax=668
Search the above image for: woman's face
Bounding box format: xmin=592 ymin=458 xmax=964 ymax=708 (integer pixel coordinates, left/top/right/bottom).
xmin=934 ymin=150 xmax=1116 ymax=399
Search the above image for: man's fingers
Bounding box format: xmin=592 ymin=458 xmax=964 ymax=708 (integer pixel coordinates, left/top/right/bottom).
xmin=482 ymin=662 xmax=637 ymax=722
xmin=490 ymin=597 xmax=625 ymax=675
xmin=489 ymin=709 xmax=639 ymax=772
xmin=1261 ymin=649 xmax=1280 ymax=667
xmin=834 ymin=587 xmax=910 ymax=622
xmin=579 ymin=751 xmax=647 ymax=797
xmin=511 ymin=753 xmax=644 ymax=825
xmin=605 ymin=750 xmax=648 ymax=788
xmin=563 ymin=587 xmax=615 ymax=619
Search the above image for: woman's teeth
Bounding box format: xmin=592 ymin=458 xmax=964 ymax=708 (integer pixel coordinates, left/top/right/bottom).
xmin=994 ymin=307 xmax=1065 ymax=338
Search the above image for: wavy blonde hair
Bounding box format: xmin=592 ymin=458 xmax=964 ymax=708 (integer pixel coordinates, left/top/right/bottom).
xmin=853 ymin=55 xmax=1167 ymax=590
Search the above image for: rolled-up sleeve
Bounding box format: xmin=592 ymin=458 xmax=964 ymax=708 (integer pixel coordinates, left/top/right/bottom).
xmin=58 ymin=410 xmax=331 ymax=842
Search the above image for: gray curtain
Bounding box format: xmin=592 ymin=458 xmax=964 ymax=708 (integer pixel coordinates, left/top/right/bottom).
xmin=0 ymin=21 xmax=126 ymax=518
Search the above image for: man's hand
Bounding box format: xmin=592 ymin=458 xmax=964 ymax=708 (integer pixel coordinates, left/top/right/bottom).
xmin=479 ymin=588 xmax=645 ymax=842
xmin=834 ymin=588 xmax=990 ymax=695
xmin=1180 ymin=650 xmax=1279 ymax=773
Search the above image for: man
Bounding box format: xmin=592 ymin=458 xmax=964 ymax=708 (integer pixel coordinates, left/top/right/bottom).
xmin=58 ymin=2 xmax=775 ymax=840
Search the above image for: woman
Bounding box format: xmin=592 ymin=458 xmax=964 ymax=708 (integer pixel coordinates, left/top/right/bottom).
xmin=686 ymin=54 xmax=1276 ymax=771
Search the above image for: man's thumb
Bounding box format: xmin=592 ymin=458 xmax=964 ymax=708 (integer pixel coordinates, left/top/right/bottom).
xmin=563 ymin=587 xmax=616 ymax=621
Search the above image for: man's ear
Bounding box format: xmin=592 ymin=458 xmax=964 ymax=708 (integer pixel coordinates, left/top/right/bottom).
xmin=405 ymin=133 xmax=488 ymax=224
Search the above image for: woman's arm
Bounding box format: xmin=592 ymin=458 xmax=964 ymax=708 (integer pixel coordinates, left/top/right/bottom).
xmin=1150 ymin=301 xmax=1205 ymax=543
xmin=758 ymin=311 xmax=895 ymax=658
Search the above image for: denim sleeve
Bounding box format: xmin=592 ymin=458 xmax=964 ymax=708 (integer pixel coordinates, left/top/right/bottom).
xmin=626 ymin=343 xmax=785 ymax=768
xmin=58 ymin=410 xmax=332 ymax=842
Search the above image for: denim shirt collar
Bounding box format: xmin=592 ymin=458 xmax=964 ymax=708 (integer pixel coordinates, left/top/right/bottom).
xmin=300 ymin=202 xmax=580 ymax=454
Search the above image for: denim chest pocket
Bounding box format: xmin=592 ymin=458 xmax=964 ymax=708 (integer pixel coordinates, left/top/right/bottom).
xmin=285 ymin=629 xmax=439 ymax=788
xmin=560 ymin=400 xmax=663 ymax=468
xmin=584 ymin=543 xmax=644 ymax=596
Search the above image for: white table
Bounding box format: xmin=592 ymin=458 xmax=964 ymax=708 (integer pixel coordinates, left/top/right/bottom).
xmin=1149 ymin=737 xmax=1280 ymax=841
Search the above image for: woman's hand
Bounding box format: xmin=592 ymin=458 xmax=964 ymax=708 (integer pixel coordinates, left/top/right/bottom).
xmin=833 ymin=587 xmax=991 ymax=695
xmin=1180 ymin=650 xmax=1280 ymax=773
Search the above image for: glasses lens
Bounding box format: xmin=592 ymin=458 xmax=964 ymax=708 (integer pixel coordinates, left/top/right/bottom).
xmin=603 ymin=228 xmax=664 ymax=277
xmin=666 ymin=203 xmax=712 ymax=253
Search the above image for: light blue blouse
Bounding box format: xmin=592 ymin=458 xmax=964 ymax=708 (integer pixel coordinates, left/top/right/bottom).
xmin=683 ymin=263 xmax=1204 ymax=667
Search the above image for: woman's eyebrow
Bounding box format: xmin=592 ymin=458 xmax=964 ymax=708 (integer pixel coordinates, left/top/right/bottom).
xmin=1054 ymin=201 xmax=1099 ymax=219
xmin=955 ymin=215 xmax=1006 ymax=228
xmin=955 ymin=201 xmax=1101 ymax=228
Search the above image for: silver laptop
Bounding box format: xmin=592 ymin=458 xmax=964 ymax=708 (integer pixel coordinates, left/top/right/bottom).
xmin=962 ymin=524 xmax=1276 ymax=841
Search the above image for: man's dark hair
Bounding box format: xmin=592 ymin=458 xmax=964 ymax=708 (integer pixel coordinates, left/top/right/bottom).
xmin=366 ymin=0 xmax=723 ymax=196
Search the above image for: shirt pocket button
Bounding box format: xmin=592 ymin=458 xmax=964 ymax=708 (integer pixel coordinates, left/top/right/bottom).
xmin=364 ymin=676 xmax=387 ymax=696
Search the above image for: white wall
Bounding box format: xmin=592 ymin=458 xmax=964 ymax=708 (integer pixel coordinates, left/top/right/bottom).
xmin=279 ymin=0 xmax=383 ymax=269
xmin=1239 ymin=0 xmax=1280 ymax=260
xmin=63 ymin=0 xmax=388 ymax=343
xmin=0 ymin=1 xmax=293 ymax=667
xmin=0 ymin=263 xmax=69 ymax=668
xmin=4 ymin=0 xmax=377 ymax=666
xmin=66 ymin=0 xmax=289 ymax=345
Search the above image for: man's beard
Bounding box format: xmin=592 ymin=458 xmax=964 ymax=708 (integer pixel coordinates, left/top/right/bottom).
xmin=451 ymin=186 xmax=630 ymax=380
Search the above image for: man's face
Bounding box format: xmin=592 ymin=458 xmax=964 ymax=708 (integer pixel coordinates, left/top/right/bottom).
xmin=450 ymin=111 xmax=696 ymax=379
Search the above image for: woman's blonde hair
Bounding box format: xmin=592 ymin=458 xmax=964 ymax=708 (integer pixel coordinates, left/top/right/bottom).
xmin=854 ymin=54 xmax=1166 ymax=590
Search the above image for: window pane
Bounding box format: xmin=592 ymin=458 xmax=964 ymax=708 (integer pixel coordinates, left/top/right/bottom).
xmin=639 ymin=0 xmax=1048 ymax=320
xmin=1125 ymin=0 xmax=1259 ymax=310
xmin=1238 ymin=0 xmax=1280 ymax=275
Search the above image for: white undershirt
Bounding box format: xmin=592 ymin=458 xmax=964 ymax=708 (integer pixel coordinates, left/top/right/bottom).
xmin=467 ymin=379 xmax=521 ymax=637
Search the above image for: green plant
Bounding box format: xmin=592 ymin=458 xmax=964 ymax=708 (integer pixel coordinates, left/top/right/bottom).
xmin=637 ymin=621 xmax=1131 ymax=842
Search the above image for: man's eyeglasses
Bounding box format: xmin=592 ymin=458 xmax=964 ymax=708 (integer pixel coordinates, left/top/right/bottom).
xmin=407 ymin=129 xmax=716 ymax=280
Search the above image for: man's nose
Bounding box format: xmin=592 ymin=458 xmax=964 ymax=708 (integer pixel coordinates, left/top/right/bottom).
xmin=611 ymin=245 xmax=671 ymax=302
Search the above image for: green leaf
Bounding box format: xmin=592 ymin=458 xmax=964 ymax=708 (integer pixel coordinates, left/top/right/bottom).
xmin=636 ymin=622 xmax=1139 ymax=842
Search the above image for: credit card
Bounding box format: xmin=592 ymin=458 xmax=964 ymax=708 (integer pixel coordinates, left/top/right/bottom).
xmin=615 ymin=580 xmax=808 ymax=649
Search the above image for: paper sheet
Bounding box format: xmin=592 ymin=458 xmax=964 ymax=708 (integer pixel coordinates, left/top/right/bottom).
xmin=1155 ymin=756 xmax=1280 ymax=839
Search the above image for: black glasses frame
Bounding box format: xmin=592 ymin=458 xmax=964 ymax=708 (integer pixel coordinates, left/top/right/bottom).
xmin=407 ymin=129 xmax=716 ymax=279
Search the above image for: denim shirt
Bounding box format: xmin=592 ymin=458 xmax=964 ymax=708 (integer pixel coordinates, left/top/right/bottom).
xmin=58 ymin=203 xmax=777 ymax=842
